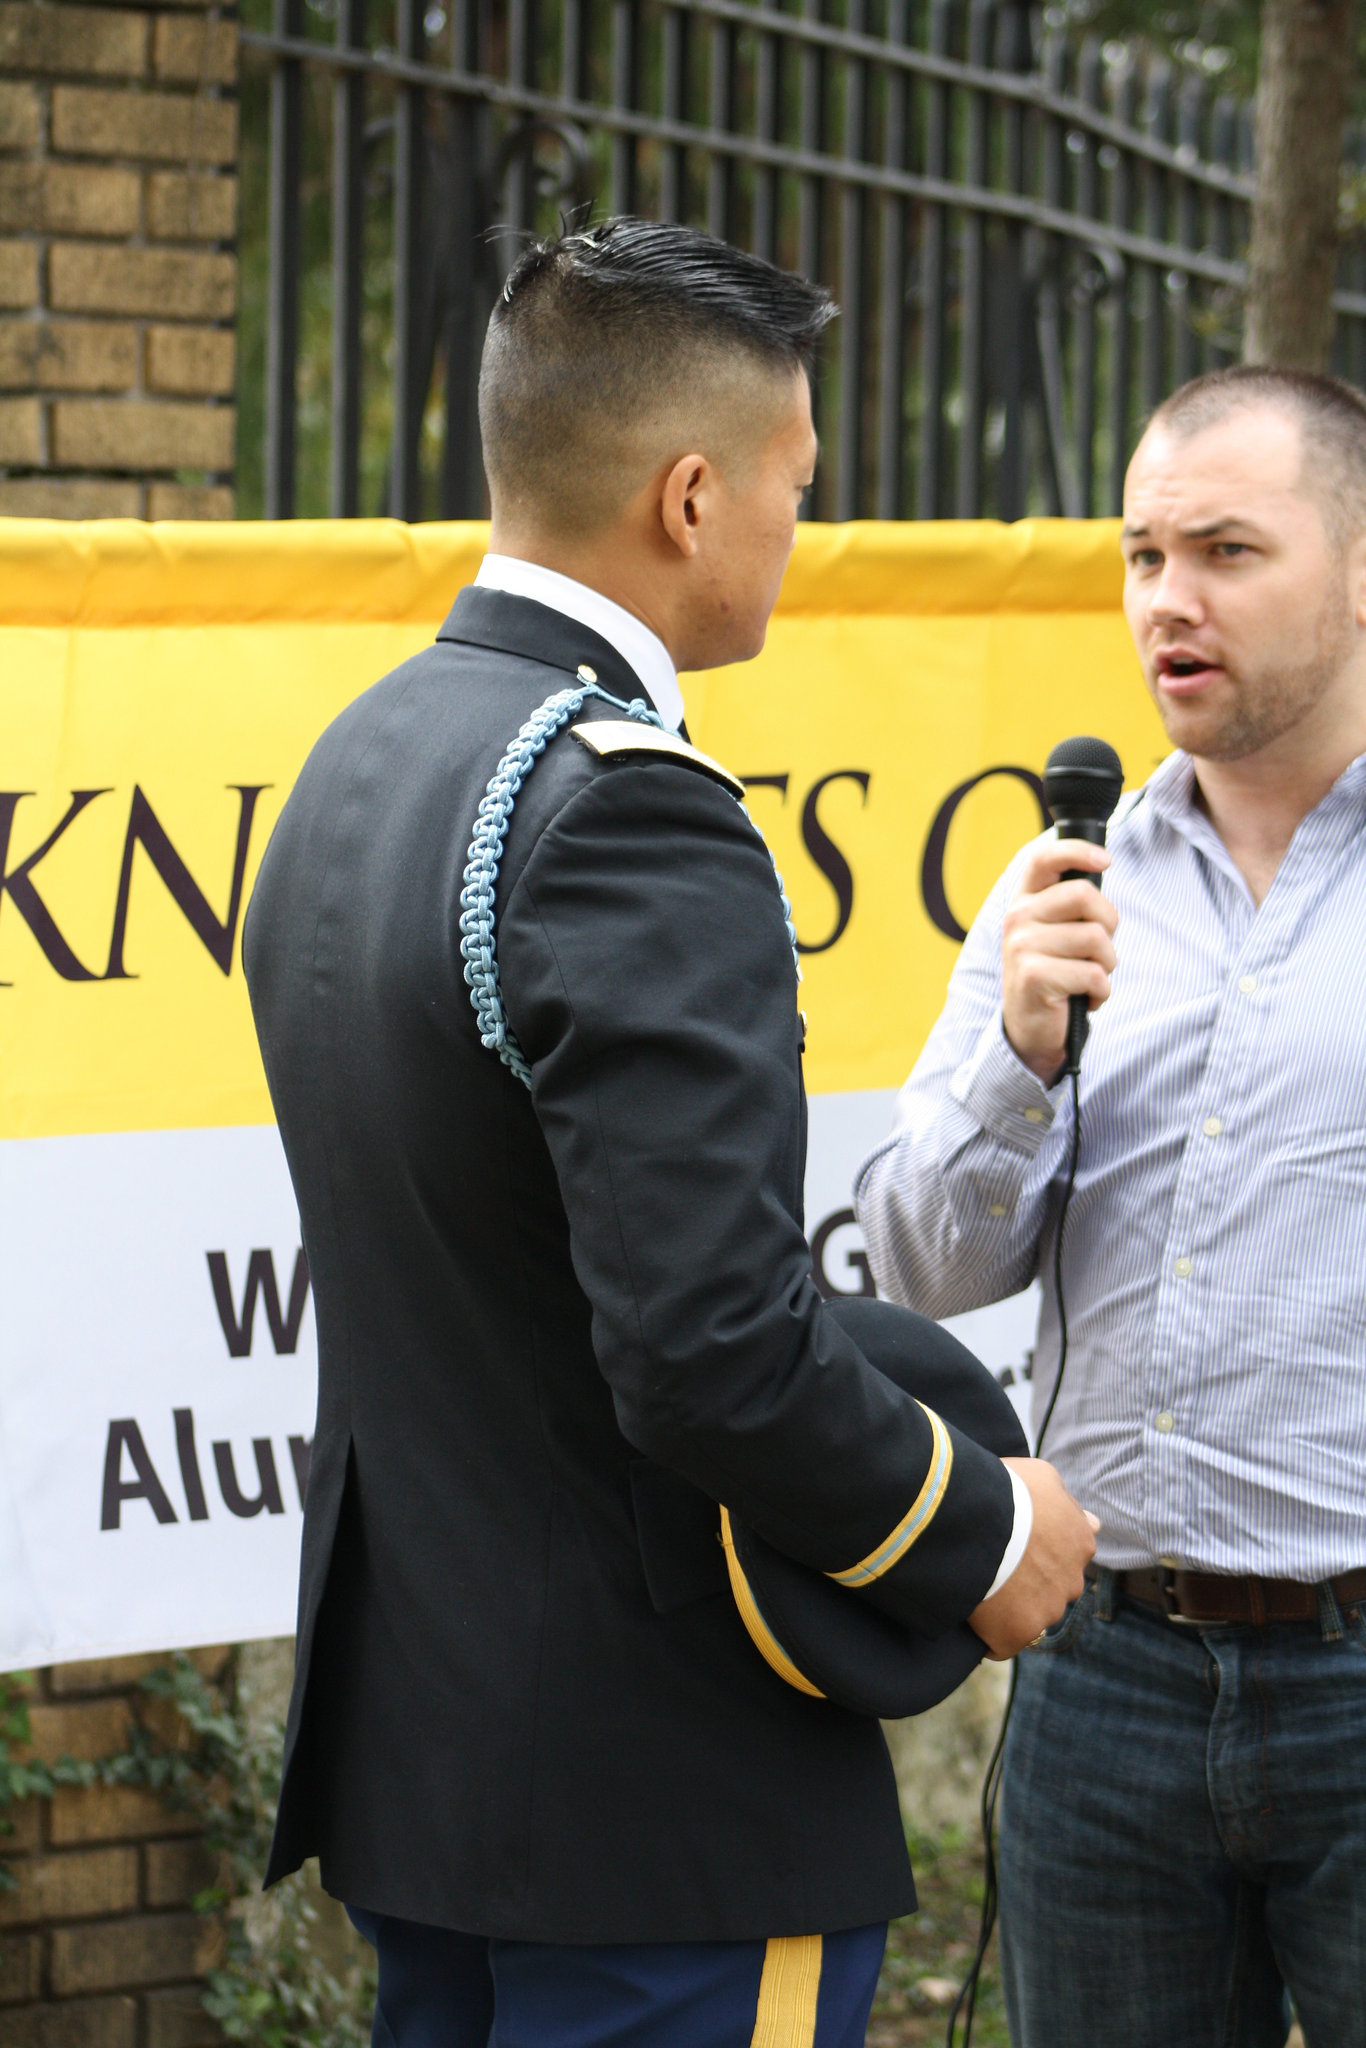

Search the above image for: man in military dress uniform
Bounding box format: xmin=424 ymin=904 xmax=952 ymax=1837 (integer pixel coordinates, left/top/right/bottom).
xmin=244 ymin=220 xmax=1096 ymax=2048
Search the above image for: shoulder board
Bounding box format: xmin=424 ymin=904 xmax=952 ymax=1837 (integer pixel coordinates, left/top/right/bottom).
xmin=568 ymin=720 xmax=745 ymax=800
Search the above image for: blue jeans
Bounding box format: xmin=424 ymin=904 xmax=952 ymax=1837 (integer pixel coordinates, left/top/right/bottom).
xmin=344 ymin=1907 xmax=887 ymax=2048
xmin=998 ymin=1574 xmax=1366 ymax=2048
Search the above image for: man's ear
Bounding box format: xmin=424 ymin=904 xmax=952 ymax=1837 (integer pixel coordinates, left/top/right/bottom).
xmin=659 ymin=453 xmax=710 ymax=559
xmin=1351 ymin=531 xmax=1366 ymax=627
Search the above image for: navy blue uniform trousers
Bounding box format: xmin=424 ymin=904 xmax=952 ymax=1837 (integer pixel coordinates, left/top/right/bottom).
xmin=347 ymin=1907 xmax=886 ymax=2048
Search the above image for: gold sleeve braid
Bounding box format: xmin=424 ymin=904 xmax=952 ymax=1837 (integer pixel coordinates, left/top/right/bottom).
xmin=824 ymin=1402 xmax=954 ymax=1588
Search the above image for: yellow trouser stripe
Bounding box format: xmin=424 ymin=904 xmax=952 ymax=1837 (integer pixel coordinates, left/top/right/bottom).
xmin=826 ymin=1402 xmax=953 ymax=1588
xmin=750 ymin=1934 xmax=823 ymax=2048
xmin=719 ymin=1507 xmax=825 ymax=1699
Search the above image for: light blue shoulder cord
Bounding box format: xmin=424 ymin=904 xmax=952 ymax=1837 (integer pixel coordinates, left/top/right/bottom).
xmin=459 ymin=680 xmax=800 ymax=1088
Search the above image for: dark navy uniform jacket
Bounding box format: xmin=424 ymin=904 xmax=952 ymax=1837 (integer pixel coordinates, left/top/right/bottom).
xmin=243 ymin=585 xmax=1014 ymax=1943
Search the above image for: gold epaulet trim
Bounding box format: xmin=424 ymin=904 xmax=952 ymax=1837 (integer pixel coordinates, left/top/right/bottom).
xmin=826 ymin=1402 xmax=954 ymax=1588
xmin=719 ymin=1506 xmax=826 ymax=1699
xmin=750 ymin=1934 xmax=823 ymax=2048
xmin=569 ymin=720 xmax=745 ymax=798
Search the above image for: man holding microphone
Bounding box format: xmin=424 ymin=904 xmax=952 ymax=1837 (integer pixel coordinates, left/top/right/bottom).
xmin=857 ymin=366 xmax=1366 ymax=2047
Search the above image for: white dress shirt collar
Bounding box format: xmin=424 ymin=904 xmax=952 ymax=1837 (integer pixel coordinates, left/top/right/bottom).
xmin=474 ymin=554 xmax=685 ymax=733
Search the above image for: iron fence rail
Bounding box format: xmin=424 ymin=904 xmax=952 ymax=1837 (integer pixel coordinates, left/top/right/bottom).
xmin=240 ymin=0 xmax=1366 ymax=524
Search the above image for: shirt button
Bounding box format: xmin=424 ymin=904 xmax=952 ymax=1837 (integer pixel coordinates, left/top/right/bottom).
xmin=1238 ymin=973 xmax=1258 ymax=994
xmin=988 ymin=1203 xmax=1009 ymax=1218
xmin=1202 ymin=1116 xmax=1223 ymax=1137
xmin=1173 ymin=1256 xmax=1193 ymax=1277
xmin=1155 ymin=1411 xmax=1175 ymax=1433
xmin=1024 ymin=1107 xmax=1045 ymax=1124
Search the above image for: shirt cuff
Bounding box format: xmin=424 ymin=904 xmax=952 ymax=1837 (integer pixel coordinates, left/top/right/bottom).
xmin=949 ymin=1013 xmax=1060 ymax=1154
xmin=983 ymin=1465 xmax=1034 ymax=1599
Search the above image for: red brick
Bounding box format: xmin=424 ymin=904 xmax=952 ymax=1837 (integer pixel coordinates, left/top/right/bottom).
xmin=3 ymin=1997 xmax=138 ymax=2048
xmin=0 ymin=1845 xmax=138 ymax=1926
xmin=51 ymin=1911 xmax=211 ymax=1995
xmin=50 ymin=242 xmax=234 ymax=320
xmin=153 ymin=15 xmax=236 ymax=87
xmin=52 ymin=86 xmax=236 ymax=165
xmin=0 ymin=4 xmax=147 ymax=79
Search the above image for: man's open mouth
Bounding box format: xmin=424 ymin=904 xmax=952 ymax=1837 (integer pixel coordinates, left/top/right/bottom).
xmin=1155 ymin=649 xmax=1221 ymax=688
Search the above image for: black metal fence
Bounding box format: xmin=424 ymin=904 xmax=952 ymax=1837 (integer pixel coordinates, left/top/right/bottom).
xmin=240 ymin=0 xmax=1366 ymax=523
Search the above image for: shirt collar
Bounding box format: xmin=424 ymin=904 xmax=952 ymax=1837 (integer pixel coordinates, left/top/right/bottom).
xmin=474 ymin=555 xmax=685 ymax=733
xmin=1145 ymin=745 xmax=1366 ymax=829
xmin=1142 ymin=749 xmax=1198 ymax=827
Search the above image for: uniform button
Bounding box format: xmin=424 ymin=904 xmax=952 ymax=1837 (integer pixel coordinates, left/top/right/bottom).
xmin=1173 ymin=1256 xmax=1193 ymax=1278
xmin=1024 ymin=1107 xmax=1045 ymax=1124
xmin=1155 ymin=1411 xmax=1175 ymax=1433
xmin=1238 ymin=973 xmax=1258 ymax=994
xmin=988 ymin=1203 xmax=1009 ymax=1218
xmin=576 ymin=663 xmax=598 ymax=684
xmin=1202 ymin=1116 xmax=1223 ymax=1137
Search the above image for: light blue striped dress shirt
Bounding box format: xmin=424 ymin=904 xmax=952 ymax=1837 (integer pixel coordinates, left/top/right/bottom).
xmin=854 ymin=747 xmax=1366 ymax=1581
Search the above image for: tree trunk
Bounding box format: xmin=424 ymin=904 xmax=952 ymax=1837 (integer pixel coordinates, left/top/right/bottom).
xmin=1243 ymin=0 xmax=1355 ymax=371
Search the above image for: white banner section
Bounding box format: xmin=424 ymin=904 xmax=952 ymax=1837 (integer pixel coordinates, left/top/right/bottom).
xmin=0 ymin=1126 xmax=314 ymax=1672
xmin=0 ymin=1100 xmax=1038 ymax=1672
xmin=803 ymin=1092 xmax=1040 ymax=1444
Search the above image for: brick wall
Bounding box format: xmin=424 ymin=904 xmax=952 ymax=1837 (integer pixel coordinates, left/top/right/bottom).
xmin=0 ymin=0 xmax=237 ymax=519
xmin=2 ymin=9 xmax=242 ymax=2036
xmin=2 ymin=1652 xmax=229 ymax=2048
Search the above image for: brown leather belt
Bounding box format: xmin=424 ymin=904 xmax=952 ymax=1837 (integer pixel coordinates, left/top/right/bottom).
xmin=1107 ymin=1565 xmax=1366 ymax=1626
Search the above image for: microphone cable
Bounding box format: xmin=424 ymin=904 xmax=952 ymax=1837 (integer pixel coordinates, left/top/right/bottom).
xmin=946 ymin=735 xmax=1122 ymax=2046
xmin=945 ymin=1064 xmax=1082 ymax=2048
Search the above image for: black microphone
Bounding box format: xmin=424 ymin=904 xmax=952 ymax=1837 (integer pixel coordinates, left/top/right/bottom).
xmin=1041 ymin=736 xmax=1124 ymax=1075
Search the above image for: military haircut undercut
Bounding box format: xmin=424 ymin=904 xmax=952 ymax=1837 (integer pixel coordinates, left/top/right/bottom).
xmin=1149 ymin=364 xmax=1366 ymax=549
xmin=479 ymin=217 xmax=836 ymax=535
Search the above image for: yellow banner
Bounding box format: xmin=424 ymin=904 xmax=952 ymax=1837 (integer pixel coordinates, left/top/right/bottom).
xmin=0 ymin=516 xmax=1165 ymax=1138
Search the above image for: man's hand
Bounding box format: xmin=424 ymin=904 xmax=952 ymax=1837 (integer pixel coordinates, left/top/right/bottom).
xmin=1001 ymin=841 xmax=1118 ymax=1081
xmin=968 ymin=1457 xmax=1099 ymax=1660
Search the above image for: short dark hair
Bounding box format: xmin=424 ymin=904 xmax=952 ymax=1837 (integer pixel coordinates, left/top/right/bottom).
xmin=1148 ymin=365 xmax=1366 ymax=545
xmin=479 ymin=217 xmax=835 ymax=533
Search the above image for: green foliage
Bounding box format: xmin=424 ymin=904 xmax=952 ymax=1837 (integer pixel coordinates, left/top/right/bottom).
xmin=0 ymin=1659 xmax=376 ymax=2047
xmin=1052 ymin=0 xmax=1366 ymax=122
xmin=871 ymin=1826 xmax=1009 ymax=2047
xmin=0 ymin=1673 xmax=108 ymax=1890
xmin=1047 ymin=1 xmax=1258 ymax=95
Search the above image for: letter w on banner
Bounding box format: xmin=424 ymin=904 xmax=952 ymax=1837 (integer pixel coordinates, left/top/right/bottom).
xmin=0 ymin=517 xmax=1162 ymax=1670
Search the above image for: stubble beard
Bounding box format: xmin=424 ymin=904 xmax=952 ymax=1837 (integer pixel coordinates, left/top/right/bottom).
xmin=1152 ymin=581 xmax=1357 ymax=765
